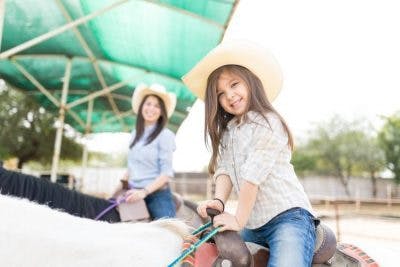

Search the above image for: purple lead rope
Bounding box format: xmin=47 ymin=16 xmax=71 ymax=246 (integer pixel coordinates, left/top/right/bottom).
xmin=94 ymin=195 xmax=127 ymax=220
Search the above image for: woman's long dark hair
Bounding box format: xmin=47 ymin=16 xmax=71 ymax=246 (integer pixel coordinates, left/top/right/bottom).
xmin=130 ymin=94 xmax=168 ymax=148
xmin=205 ymin=65 xmax=294 ymax=174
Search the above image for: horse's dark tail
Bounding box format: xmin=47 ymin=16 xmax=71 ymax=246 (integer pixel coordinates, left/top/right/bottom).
xmin=0 ymin=167 xmax=120 ymax=222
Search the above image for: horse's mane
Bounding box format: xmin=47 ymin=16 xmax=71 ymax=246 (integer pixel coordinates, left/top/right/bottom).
xmin=0 ymin=194 xmax=189 ymax=266
xmin=0 ymin=167 xmax=120 ymax=222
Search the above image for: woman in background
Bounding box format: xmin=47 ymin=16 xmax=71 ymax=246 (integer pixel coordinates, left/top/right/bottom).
xmin=121 ymin=83 xmax=177 ymax=219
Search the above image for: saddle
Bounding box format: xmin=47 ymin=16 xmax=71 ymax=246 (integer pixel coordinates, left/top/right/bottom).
xmin=244 ymin=223 xmax=337 ymax=266
xmin=112 ymin=188 xmax=150 ymax=222
xmin=188 ymin=209 xmax=337 ymax=267
xmin=113 ymin=180 xmax=184 ymax=222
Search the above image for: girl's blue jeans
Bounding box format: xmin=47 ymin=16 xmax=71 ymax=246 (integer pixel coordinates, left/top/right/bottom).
xmin=240 ymin=207 xmax=316 ymax=267
xmin=144 ymin=187 xmax=176 ymax=219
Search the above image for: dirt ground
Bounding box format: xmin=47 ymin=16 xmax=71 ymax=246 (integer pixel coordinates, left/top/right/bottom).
xmin=313 ymin=203 xmax=400 ymax=267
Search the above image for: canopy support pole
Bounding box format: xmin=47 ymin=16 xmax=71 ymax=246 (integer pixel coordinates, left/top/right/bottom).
xmin=93 ymin=109 xmax=133 ymax=129
xmin=142 ymin=0 xmax=224 ymax=30
xmin=12 ymin=60 xmax=60 ymax=106
xmin=80 ymin=99 xmax=93 ymax=188
xmin=55 ymin=0 xmax=126 ymax=129
xmin=50 ymin=59 xmax=71 ymax=183
xmin=66 ymin=74 xmax=141 ymax=109
xmin=0 ymin=0 xmax=5 ymax=50
xmin=0 ymin=0 xmax=130 ymax=59
xmin=220 ymin=0 xmax=240 ymax=41
xmin=11 ymin=59 xmax=86 ymax=128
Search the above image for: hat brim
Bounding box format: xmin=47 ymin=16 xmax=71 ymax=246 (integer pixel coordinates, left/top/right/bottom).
xmin=132 ymin=87 xmax=176 ymax=118
xmin=182 ymin=40 xmax=283 ymax=102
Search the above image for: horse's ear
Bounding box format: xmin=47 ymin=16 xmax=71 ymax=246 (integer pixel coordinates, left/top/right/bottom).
xmin=120 ymin=180 xmax=129 ymax=190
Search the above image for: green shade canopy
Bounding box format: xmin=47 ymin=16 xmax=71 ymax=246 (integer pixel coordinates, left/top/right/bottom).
xmin=0 ymin=0 xmax=237 ymax=133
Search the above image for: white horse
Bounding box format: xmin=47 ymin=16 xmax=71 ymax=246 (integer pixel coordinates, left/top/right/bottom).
xmin=0 ymin=194 xmax=190 ymax=267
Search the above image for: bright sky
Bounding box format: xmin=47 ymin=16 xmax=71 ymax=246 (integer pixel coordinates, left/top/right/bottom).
xmin=88 ymin=0 xmax=400 ymax=172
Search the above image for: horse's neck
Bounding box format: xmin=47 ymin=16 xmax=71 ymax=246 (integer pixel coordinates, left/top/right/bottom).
xmin=0 ymin=195 xmax=188 ymax=266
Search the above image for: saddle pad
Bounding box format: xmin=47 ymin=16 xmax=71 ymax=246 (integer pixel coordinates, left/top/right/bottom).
xmin=337 ymin=243 xmax=379 ymax=267
xmin=194 ymin=243 xmax=219 ymax=267
xmin=181 ymin=236 xmax=218 ymax=267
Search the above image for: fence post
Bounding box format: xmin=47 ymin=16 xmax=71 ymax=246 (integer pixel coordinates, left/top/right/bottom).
xmin=355 ymin=188 xmax=360 ymax=211
xmin=334 ymin=202 xmax=341 ymax=242
xmin=324 ymin=197 xmax=330 ymax=209
xmin=206 ymin=177 xmax=212 ymax=200
xmin=182 ymin=174 xmax=187 ymax=197
xmin=387 ymin=184 xmax=392 ymax=207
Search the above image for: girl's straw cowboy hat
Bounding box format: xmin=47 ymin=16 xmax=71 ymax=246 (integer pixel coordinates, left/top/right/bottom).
xmin=132 ymin=83 xmax=176 ymax=118
xmin=182 ymin=39 xmax=283 ymax=102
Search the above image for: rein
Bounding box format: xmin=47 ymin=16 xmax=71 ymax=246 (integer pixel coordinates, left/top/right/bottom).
xmin=167 ymin=221 xmax=221 ymax=267
xmin=94 ymin=195 xmax=127 ymax=220
xmin=96 ymin=196 xmax=222 ymax=266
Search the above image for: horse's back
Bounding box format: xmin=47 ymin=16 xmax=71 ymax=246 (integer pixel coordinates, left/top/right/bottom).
xmin=0 ymin=194 xmax=189 ymax=266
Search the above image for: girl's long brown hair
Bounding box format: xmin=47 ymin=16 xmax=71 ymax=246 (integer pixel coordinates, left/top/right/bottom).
xmin=205 ymin=65 xmax=294 ymax=174
xmin=130 ymin=94 xmax=168 ymax=148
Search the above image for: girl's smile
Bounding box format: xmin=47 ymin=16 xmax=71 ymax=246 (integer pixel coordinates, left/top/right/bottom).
xmin=217 ymin=70 xmax=249 ymax=117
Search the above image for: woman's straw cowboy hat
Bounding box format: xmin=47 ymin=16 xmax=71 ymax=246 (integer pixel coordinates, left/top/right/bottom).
xmin=132 ymin=83 xmax=176 ymax=118
xmin=182 ymin=39 xmax=283 ymax=102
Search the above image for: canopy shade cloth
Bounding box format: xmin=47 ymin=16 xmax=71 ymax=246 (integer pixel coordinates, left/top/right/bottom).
xmin=0 ymin=0 xmax=238 ymax=133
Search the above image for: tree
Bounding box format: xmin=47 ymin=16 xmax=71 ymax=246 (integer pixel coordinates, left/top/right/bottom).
xmin=378 ymin=113 xmax=400 ymax=184
xmin=304 ymin=115 xmax=384 ymax=197
xmin=292 ymin=145 xmax=317 ymax=177
xmin=0 ymin=85 xmax=82 ymax=169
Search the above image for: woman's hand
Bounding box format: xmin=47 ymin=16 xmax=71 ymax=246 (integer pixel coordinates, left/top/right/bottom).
xmin=125 ymin=189 xmax=147 ymax=203
xmin=213 ymin=212 xmax=242 ymax=232
xmin=197 ymin=199 xmax=224 ymax=218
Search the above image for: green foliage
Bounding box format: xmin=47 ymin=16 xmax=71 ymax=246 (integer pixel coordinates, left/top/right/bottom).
xmin=0 ymin=85 xmax=82 ymax=168
xmin=293 ymin=115 xmax=385 ymax=196
xmin=378 ymin=113 xmax=400 ymax=184
xmin=292 ymin=146 xmax=317 ymax=177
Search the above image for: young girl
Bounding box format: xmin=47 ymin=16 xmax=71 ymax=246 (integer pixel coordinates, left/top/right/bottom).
xmin=183 ymin=40 xmax=317 ymax=267
xmin=122 ymin=83 xmax=177 ymax=219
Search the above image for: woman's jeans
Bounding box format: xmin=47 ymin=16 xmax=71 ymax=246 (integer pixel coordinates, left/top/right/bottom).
xmin=144 ymin=187 xmax=176 ymax=219
xmin=240 ymin=207 xmax=316 ymax=267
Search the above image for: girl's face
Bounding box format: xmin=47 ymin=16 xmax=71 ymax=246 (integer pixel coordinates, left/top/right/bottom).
xmin=141 ymin=95 xmax=162 ymax=125
xmin=216 ymin=70 xmax=249 ymax=117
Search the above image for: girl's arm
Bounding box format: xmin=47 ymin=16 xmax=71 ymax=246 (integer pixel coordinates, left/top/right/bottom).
xmin=214 ymin=174 xmax=233 ymax=204
xmin=197 ymin=174 xmax=232 ymax=218
xmin=213 ymin=180 xmax=258 ymax=231
xmin=234 ymin=180 xmax=258 ymax=228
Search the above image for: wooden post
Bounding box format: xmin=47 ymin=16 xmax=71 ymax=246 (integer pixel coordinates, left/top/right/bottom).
xmin=0 ymin=0 xmax=5 ymax=50
xmin=324 ymin=197 xmax=330 ymax=209
xmin=0 ymin=0 xmax=130 ymax=59
xmin=50 ymin=59 xmax=71 ymax=182
xmin=181 ymin=174 xmax=187 ymax=197
xmin=355 ymin=188 xmax=360 ymax=211
xmin=206 ymin=177 xmax=212 ymax=200
xmin=334 ymin=202 xmax=341 ymax=242
xmin=387 ymin=184 xmax=392 ymax=207
xmin=80 ymin=99 xmax=93 ymax=190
